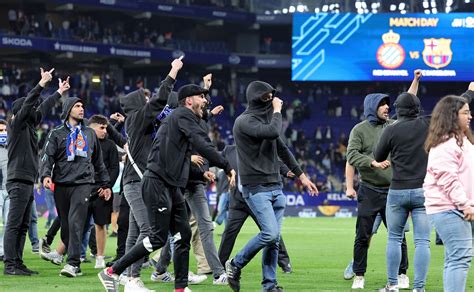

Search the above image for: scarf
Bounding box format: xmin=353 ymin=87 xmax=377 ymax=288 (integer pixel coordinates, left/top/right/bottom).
xmin=66 ymin=123 xmax=88 ymax=161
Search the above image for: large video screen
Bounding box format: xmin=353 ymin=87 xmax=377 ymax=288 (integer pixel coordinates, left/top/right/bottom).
xmin=292 ymin=13 xmax=474 ymax=81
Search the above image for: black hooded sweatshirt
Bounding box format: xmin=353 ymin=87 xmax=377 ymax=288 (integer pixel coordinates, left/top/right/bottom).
xmin=40 ymin=97 xmax=110 ymax=186
xmin=374 ymin=92 xmax=429 ymax=189
xmin=374 ymin=89 xmax=474 ymax=189
xmin=7 ymin=84 xmax=61 ymax=183
xmin=232 ymin=81 xmax=302 ymax=187
xmin=146 ymin=106 xmax=232 ymax=188
xmin=120 ymin=76 xmax=175 ymax=185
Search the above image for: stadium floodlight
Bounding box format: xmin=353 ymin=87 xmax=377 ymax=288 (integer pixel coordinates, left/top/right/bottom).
xmin=361 ymin=1 xmax=367 ymax=9
xmin=289 ymin=5 xmax=296 ymax=13
xmin=424 ymin=9 xmax=431 ymax=13
xmin=431 ymin=0 xmax=437 ymax=7
xmin=282 ymin=8 xmax=288 ymax=14
xmin=296 ymin=4 xmax=305 ymax=12
xmin=401 ymin=9 xmax=407 ymax=14
xmin=315 ymin=7 xmax=320 ymax=13
xmin=431 ymin=7 xmax=437 ymax=13
xmin=465 ymin=0 xmax=470 ymax=3
xmin=423 ymin=1 xmax=429 ymax=8
xmin=446 ymin=0 xmax=453 ymax=6
xmin=399 ymin=3 xmax=406 ymax=10
xmin=445 ymin=6 xmax=451 ymax=12
xmin=364 ymin=8 xmax=369 ymax=13
xmin=390 ymin=4 xmax=396 ymax=11
xmin=372 ymin=8 xmax=377 ymax=13
xmin=322 ymin=4 xmax=329 ymax=12
xmin=355 ymin=1 xmax=362 ymax=9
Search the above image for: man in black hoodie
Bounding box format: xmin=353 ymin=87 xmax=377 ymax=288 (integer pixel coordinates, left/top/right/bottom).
xmin=226 ymin=81 xmax=318 ymax=292
xmin=40 ymin=97 xmax=110 ymax=277
xmin=117 ymin=57 xmax=181 ymax=290
xmin=4 ymin=68 xmax=69 ymax=276
xmin=98 ymin=83 xmax=236 ymax=292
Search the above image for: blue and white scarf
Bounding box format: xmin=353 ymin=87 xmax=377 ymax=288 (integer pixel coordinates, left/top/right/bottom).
xmin=66 ymin=123 xmax=88 ymax=161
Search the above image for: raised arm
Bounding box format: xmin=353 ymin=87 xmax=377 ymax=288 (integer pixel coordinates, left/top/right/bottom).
xmin=407 ymin=69 xmax=422 ymax=96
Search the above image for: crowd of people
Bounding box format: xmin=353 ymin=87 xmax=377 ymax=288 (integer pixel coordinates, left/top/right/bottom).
xmin=0 ymin=58 xmax=472 ymax=292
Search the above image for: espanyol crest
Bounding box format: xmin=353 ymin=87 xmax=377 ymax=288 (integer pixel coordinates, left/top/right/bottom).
xmin=422 ymin=38 xmax=453 ymax=69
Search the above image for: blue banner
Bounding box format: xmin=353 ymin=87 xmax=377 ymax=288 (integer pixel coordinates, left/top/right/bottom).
xmin=0 ymin=35 xmax=255 ymax=66
xmin=292 ymin=13 xmax=474 ymax=81
xmin=52 ymin=0 xmax=255 ymax=23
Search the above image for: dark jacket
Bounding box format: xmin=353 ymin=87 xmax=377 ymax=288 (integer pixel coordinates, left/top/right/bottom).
xmin=120 ymin=76 xmax=175 ymax=185
xmin=7 ymin=84 xmax=61 ymax=183
xmin=374 ymin=92 xmax=429 ymax=189
xmin=40 ymin=97 xmax=110 ymax=186
xmin=96 ymin=138 xmax=119 ymax=189
xmin=146 ymin=106 xmax=232 ymax=188
xmin=187 ymin=114 xmax=211 ymax=186
xmin=232 ymin=81 xmax=302 ymax=186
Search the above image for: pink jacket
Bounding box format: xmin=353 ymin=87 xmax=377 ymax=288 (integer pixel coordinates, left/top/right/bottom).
xmin=423 ymin=137 xmax=474 ymax=214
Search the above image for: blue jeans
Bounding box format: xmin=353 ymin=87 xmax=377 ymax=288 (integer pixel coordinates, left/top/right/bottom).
xmin=386 ymin=188 xmax=431 ymax=288
xmin=0 ymin=190 xmax=10 ymax=256
xmin=44 ymin=188 xmax=57 ymax=226
xmin=81 ymin=215 xmax=94 ymax=258
xmin=430 ymin=210 xmax=473 ymax=292
xmin=233 ymin=188 xmax=286 ymax=291
xmin=215 ymin=192 xmax=229 ymax=226
xmin=28 ymin=200 xmax=39 ymax=247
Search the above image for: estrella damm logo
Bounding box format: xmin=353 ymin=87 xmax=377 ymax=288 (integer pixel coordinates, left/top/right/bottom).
xmin=376 ymin=30 xmax=406 ymax=69
xmin=422 ymin=38 xmax=452 ymax=69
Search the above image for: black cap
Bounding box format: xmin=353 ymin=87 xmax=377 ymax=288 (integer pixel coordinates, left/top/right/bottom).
xmin=178 ymin=84 xmax=209 ymax=101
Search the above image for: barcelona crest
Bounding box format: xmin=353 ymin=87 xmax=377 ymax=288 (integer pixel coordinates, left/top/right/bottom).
xmin=422 ymin=38 xmax=452 ymax=69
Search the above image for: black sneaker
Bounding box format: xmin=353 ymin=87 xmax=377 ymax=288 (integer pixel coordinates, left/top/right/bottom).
xmin=0 ymin=255 xmax=3 ymax=262
xmin=281 ymin=263 xmax=292 ymax=273
xmin=39 ymin=237 xmax=51 ymax=254
xmin=225 ymin=259 xmax=241 ymax=292
xmin=18 ymin=264 xmax=39 ymax=275
xmin=4 ymin=267 xmax=31 ymax=276
xmin=266 ymin=286 xmax=284 ymax=292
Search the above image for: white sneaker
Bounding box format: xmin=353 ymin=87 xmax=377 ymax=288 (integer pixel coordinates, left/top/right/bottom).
xmin=41 ymin=250 xmax=64 ymax=265
xmin=352 ymin=276 xmax=365 ymax=289
xmin=119 ymin=274 xmax=129 ymax=286
xmin=184 ymin=288 xmax=192 ymax=292
xmin=212 ymin=272 xmax=228 ymax=285
xmin=95 ymin=256 xmax=106 ymax=269
xmin=398 ymin=274 xmax=410 ymax=289
xmin=124 ymin=277 xmax=155 ymax=292
xmin=188 ymin=271 xmax=207 ymax=284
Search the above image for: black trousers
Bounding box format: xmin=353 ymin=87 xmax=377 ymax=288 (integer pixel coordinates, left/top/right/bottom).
xmin=54 ymin=184 xmax=91 ymax=268
xmin=353 ymin=184 xmax=409 ymax=275
xmin=3 ymin=181 xmax=34 ymax=269
xmin=115 ymin=194 xmax=130 ymax=259
xmin=218 ymin=202 xmax=291 ymax=268
xmin=112 ymin=175 xmax=191 ymax=289
xmin=45 ymin=216 xmax=61 ymax=245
